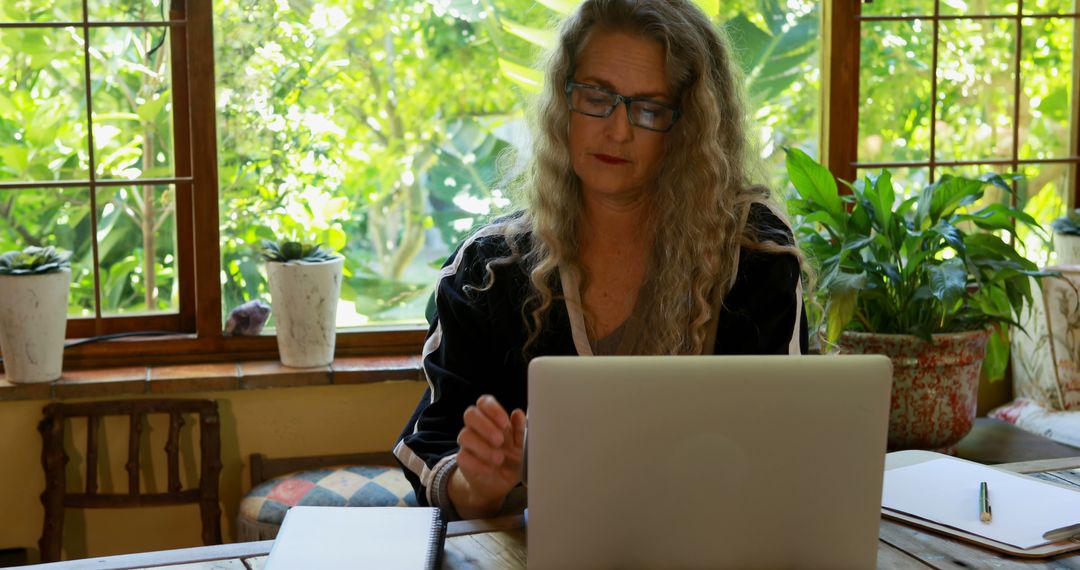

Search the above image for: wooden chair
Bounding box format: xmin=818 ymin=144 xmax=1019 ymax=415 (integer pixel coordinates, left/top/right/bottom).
xmin=237 ymin=450 xmax=416 ymax=541
xmin=38 ymin=399 xmax=223 ymax=562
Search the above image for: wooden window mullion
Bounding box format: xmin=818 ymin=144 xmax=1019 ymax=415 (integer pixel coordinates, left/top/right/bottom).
xmin=929 ymin=0 xmax=941 ymax=182
xmin=824 ymin=0 xmax=860 ymax=183
xmin=1071 ymin=12 xmax=1080 ymax=209
xmin=1011 ymin=4 xmax=1024 ymax=211
xmin=80 ymin=0 xmax=104 ymax=327
xmin=187 ymin=0 xmax=224 ymax=340
xmin=170 ymin=0 xmax=197 ymax=333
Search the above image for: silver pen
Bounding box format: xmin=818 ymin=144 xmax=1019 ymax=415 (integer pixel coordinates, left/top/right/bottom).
xmin=1044 ymin=523 xmax=1080 ymax=542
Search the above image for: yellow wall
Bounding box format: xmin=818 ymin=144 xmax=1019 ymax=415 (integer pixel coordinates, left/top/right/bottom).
xmin=0 ymin=380 xmax=427 ymax=562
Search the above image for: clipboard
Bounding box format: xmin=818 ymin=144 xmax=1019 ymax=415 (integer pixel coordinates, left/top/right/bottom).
xmin=884 ymin=450 xmax=1080 ymax=558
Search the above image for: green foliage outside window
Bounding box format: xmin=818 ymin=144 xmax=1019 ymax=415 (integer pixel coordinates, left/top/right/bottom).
xmin=0 ymin=0 xmax=178 ymax=317
xmin=855 ymin=10 xmax=1076 ymax=266
xmin=0 ymin=0 xmax=820 ymax=328
xmin=213 ymin=0 xmax=821 ymax=328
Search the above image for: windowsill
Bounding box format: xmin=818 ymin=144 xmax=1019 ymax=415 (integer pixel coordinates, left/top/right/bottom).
xmin=0 ymin=355 xmax=424 ymax=401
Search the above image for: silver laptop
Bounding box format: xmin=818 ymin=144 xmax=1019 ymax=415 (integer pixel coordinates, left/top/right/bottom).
xmin=526 ymin=355 xmax=892 ymax=570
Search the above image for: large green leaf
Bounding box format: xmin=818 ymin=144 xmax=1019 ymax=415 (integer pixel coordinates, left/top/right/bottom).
xmin=784 ymin=147 xmax=844 ymax=225
xmin=500 ymin=18 xmax=556 ymax=49
xmin=136 ymin=91 xmax=170 ymax=124
xmin=692 ymin=0 xmax=719 ymax=17
xmin=723 ymin=15 xmax=771 ymax=77
xmin=533 ymin=0 xmax=581 ymax=15
xmin=927 ymin=257 xmax=966 ymax=309
xmin=498 ymin=58 xmax=543 ymax=92
xmin=917 ymin=175 xmax=984 ymax=227
xmin=825 ymin=271 xmax=865 ymax=343
xmin=981 ymin=325 xmax=1009 ymax=384
xmin=722 ymin=9 xmax=818 ymax=102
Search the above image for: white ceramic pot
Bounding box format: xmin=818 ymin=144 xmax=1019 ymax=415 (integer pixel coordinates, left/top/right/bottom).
xmin=1056 ymin=232 xmax=1080 ymax=266
xmin=0 ymin=269 xmax=71 ymax=383
xmin=267 ymin=257 xmax=344 ymax=368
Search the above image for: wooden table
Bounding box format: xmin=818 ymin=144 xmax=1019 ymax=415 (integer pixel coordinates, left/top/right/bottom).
xmin=956 ymin=417 xmax=1080 ymax=464
xmin=24 ymin=455 xmax=1080 ymax=569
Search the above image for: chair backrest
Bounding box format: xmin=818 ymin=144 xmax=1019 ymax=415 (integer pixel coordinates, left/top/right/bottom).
xmin=38 ymin=398 xmax=222 ymax=562
xmin=249 ymin=451 xmax=398 ymax=487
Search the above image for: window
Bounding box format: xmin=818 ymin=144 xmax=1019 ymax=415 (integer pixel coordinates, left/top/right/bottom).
xmin=0 ymin=0 xmax=196 ymax=340
xmin=0 ymin=0 xmax=820 ymax=367
xmin=826 ymin=0 xmax=1079 ymax=262
xmin=212 ymin=0 xmax=821 ymax=331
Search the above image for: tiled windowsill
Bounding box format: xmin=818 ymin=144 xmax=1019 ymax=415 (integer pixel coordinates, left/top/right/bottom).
xmin=0 ymin=356 xmax=424 ymax=401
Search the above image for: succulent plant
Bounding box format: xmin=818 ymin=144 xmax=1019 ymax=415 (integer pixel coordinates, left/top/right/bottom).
xmin=0 ymin=246 xmax=72 ymax=276
xmin=260 ymin=239 xmax=339 ymax=263
xmin=1051 ymin=209 xmax=1080 ymax=237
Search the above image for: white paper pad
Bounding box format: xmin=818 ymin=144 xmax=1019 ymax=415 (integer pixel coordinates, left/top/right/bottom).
xmin=883 ymin=458 xmax=1080 ymax=549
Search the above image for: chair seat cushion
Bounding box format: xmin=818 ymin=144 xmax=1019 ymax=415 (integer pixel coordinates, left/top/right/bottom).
xmin=238 ymin=465 xmax=418 ymax=538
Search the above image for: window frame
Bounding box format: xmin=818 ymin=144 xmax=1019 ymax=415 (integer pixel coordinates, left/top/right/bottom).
xmin=824 ymin=0 xmax=1080 ymax=208
xmin=0 ymin=0 xmax=425 ymax=370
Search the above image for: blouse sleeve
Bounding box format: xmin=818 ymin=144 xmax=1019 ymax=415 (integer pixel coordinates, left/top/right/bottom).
xmin=393 ymin=234 xmax=517 ymax=516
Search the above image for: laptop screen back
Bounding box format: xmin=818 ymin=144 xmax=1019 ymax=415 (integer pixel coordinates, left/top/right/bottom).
xmin=526 ymin=355 xmax=892 ymax=570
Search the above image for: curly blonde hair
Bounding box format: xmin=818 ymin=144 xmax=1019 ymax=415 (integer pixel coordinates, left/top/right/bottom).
xmin=489 ymin=0 xmax=805 ymax=355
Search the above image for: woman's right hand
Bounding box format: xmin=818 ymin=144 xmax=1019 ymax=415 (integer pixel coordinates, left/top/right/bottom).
xmin=450 ymin=395 xmax=526 ymax=518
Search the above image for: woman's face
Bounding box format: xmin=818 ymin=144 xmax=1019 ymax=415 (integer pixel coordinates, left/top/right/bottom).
xmin=568 ymin=30 xmax=672 ymax=202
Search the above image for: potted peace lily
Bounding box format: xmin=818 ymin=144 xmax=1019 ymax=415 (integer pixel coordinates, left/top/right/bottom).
xmin=0 ymin=246 xmax=72 ymax=383
xmin=786 ymin=148 xmax=1047 ymax=451
xmin=261 ymin=239 xmax=344 ymax=368
xmin=1050 ymin=209 xmax=1080 ymax=265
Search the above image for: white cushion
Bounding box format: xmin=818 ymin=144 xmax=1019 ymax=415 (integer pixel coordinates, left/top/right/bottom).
xmin=990 ymin=398 xmax=1080 ymax=448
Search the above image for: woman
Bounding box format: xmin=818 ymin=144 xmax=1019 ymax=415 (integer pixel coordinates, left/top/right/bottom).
xmin=394 ymin=0 xmax=808 ymax=520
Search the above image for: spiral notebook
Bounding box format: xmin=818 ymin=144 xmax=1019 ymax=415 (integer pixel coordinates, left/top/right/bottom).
xmin=264 ymin=506 xmax=446 ymax=569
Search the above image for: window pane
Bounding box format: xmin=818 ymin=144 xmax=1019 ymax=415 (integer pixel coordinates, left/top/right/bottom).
xmin=939 ymin=0 xmax=1017 ymax=16
xmin=935 ymin=19 xmax=1016 ymax=162
xmin=96 ymin=184 xmax=178 ymax=315
xmin=0 ymin=0 xmax=81 ymax=22
xmin=1018 ymin=163 xmax=1071 ymax=265
xmin=859 ymin=20 xmax=933 ymax=164
xmin=215 ymin=0 xmax=528 ymax=328
xmin=90 ymin=26 xmax=174 ymax=181
xmin=0 ymin=188 xmax=94 ymax=316
xmin=739 ymin=1 xmax=821 ymax=201
xmin=862 ymin=0 xmax=932 ymax=17
xmin=89 ymin=0 xmax=170 ymax=22
xmin=0 ymin=28 xmax=88 ymax=182
xmin=1024 ymin=0 xmax=1075 ymax=14
xmin=1019 ymin=18 xmax=1073 ymax=160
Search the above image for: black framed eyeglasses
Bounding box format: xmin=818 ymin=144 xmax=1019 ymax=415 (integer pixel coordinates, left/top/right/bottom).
xmin=565 ymin=81 xmax=681 ymax=133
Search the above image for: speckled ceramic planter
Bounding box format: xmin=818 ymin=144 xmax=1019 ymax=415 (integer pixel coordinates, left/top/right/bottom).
xmin=0 ymin=269 xmax=71 ymax=383
xmin=838 ymin=329 xmax=991 ymax=452
xmin=267 ymin=257 xmax=343 ymax=368
xmin=1055 ymin=232 xmax=1080 ymax=266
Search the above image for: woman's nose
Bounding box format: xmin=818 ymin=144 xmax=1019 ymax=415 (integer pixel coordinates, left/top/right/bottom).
xmin=603 ymin=101 xmax=633 ymax=141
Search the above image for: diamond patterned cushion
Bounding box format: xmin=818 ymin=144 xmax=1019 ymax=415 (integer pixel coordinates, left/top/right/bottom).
xmin=239 ymin=465 xmax=418 ymax=528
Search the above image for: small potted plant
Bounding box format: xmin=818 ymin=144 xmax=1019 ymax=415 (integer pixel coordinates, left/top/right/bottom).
xmin=786 ymin=148 xmax=1047 ymax=451
xmin=0 ymin=246 xmax=71 ymax=383
xmin=261 ymin=239 xmax=344 ymax=368
xmin=1050 ymin=209 xmax=1080 ymax=265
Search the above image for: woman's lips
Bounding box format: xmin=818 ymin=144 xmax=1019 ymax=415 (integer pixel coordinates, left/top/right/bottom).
xmin=594 ymin=153 xmax=629 ymax=165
